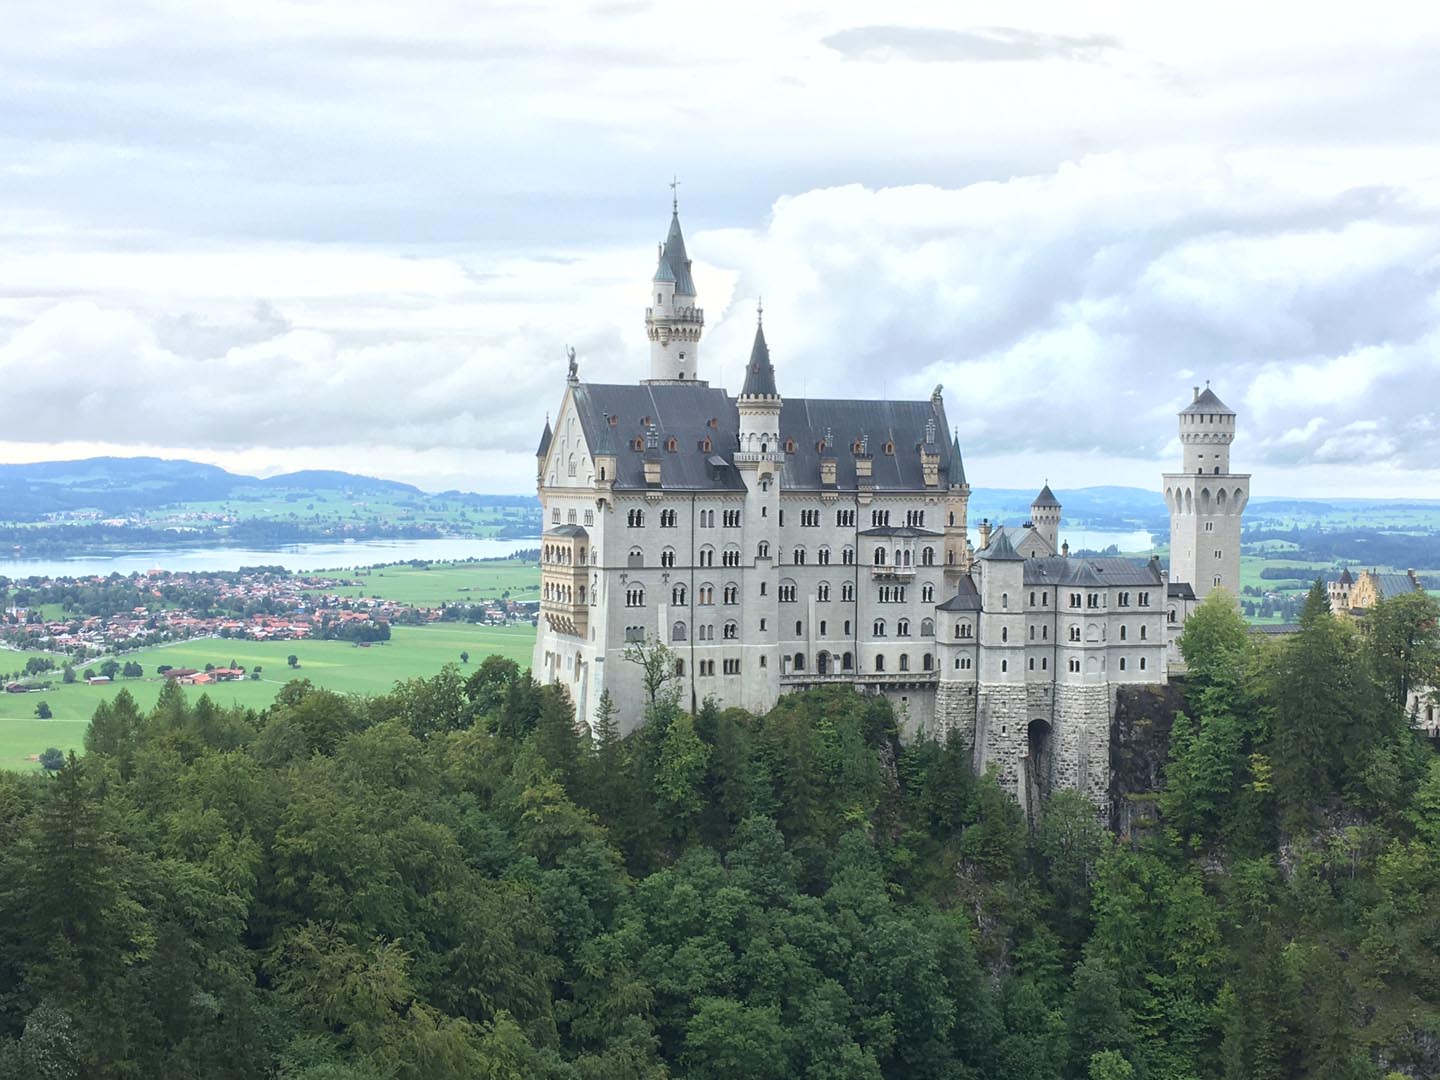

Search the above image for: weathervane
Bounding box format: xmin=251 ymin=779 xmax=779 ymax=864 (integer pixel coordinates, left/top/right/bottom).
xmin=756 ymin=296 xmax=763 ymax=325
xmin=669 ymin=175 xmax=680 ymax=212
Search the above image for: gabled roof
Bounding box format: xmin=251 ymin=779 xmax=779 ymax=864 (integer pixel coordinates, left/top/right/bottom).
xmin=741 ymin=322 xmax=778 ymax=399
xmin=1168 ymin=582 xmax=1197 ymax=600
xmin=1032 ymin=484 xmax=1061 ymax=508
xmin=1180 ymin=386 xmax=1235 ymax=415
xmin=1022 ymin=556 xmax=1165 ymax=587
xmin=977 ymin=529 xmax=1024 ymax=562
xmin=536 ymin=417 xmax=553 ymax=458
xmin=859 ymin=525 xmax=943 ymax=538
xmin=654 ymin=212 xmax=696 ymax=295
xmin=937 ymin=574 xmax=982 ymax=611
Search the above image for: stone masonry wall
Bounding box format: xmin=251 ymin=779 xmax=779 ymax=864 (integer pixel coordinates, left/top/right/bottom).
xmin=974 ymin=683 xmax=1029 ymax=794
xmin=1054 ymin=683 xmax=1112 ymax=806
xmin=934 ymin=680 xmax=978 ymax=750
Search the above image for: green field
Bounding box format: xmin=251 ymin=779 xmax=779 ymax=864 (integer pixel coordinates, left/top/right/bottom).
xmin=0 ymin=622 xmax=537 ymax=770
xmin=311 ymin=558 xmax=539 ymax=607
xmin=148 ymin=491 xmax=535 ymax=537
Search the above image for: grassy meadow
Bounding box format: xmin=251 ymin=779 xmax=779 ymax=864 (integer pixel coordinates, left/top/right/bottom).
xmin=0 ymin=622 xmax=537 ymax=770
xmin=311 ymin=558 xmax=539 ymax=607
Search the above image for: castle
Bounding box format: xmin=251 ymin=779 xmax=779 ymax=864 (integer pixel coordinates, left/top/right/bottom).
xmin=533 ymin=199 xmax=1250 ymax=808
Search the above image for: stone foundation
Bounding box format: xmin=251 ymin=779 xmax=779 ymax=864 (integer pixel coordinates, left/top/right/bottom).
xmin=934 ymin=680 xmax=978 ymax=750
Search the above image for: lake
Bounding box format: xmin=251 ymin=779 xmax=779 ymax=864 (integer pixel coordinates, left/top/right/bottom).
xmin=0 ymin=537 xmax=540 ymax=579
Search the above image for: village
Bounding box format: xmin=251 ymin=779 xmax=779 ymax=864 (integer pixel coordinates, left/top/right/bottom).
xmin=0 ymin=564 xmax=540 ymax=676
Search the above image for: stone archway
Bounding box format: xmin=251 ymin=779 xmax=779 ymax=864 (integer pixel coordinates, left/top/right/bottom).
xmin=1024 ymin=719 xmax=1054 ymax=822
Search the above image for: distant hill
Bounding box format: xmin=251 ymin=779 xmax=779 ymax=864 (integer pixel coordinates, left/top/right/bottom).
xmin=0 ymin=457 xmax=477 ymax=520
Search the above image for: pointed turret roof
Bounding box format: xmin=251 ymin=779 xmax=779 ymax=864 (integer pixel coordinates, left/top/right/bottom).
xmin=1180 ymin=386 xmax=1234 ymax=415
xmin=741 ymin=320 xmax=779 ymax=399
xmin=949 ymin=430 xmax=966 ymax=486
xmin=652 ymin=212 xmax=696 ymax=295
xmin=535 ymin=417 xmax=552 ymax=458
xmin=977 ymin=528 xmax=1024 ymax=562
xmin=1032 ymin=484 xmax=1060 ymax=508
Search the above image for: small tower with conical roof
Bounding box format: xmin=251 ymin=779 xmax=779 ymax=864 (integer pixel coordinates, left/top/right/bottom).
xmin=1163 ymin=383 xmax=1249 ymax=602
xmin=644 ymin=186 xmax=705 ymax=384
xmin=1030 ymin=484 xmax=1061 ymax=554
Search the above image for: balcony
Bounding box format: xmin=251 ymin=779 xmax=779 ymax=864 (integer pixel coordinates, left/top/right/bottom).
xmin=870 ymin=564 xmax=916 ymax=580
xmin=646 ymin=305 xmax=705 ymax=325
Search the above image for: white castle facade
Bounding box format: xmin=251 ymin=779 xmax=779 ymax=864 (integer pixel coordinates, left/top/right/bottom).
xmin=534 ymin=201 xmax=1250 ymax=808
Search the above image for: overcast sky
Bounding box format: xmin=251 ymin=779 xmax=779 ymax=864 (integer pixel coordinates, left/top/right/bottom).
xmin=2 ymin=1 xmax=1439 ymax=497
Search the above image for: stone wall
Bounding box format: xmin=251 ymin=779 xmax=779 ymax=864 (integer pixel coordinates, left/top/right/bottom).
xmin=1108 ymin=680 xmax=1189 ymax=834
xmin=933 ymin=680 xmax=977 ymax=750
xmin=974 ymin=683 xmax=1029 ymax=794
xmin=1054 ymin=683 xmax=1112 ymax=805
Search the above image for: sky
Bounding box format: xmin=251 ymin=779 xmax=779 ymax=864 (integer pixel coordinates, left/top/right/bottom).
xmin=2 ymin=1 xmax=1440 ymax=498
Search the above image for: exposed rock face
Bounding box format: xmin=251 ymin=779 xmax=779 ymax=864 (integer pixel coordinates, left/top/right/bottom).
xmin=1109 ymin=680 xmax=1189 ymax=834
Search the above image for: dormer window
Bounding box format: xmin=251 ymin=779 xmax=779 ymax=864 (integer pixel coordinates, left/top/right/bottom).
xmin=883 ymin=441 xmax=895 ymax=456
xmin=632 ymin=437 xmax=644 ymax=451
xmin=666 ymin=437 xmax=678 ymax=452
xmin=852 ymin=440 xmax=863 ymax=453
xmin=785 ymin=438 xmax=796 ymax=453
xmin=701 ymin=437 xmax=713 ymax=452
xmin=609 ymin=415 xmax=619 ymax=427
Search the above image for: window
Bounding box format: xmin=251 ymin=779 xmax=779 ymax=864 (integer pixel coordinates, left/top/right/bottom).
xmin=757 ymin=542 xmax=770 ymax=559
xmin=723 ymin=583 xmax=738 ymax=605
xmin=1029 ymin=625 xmax=1036 ymax=640
xmin=1139 ymin=657 xmax=1148 ymax=670
xmin=841 ymin=582 xmax=855 ymax=602
xmin=873 ymin=619 xmax=887 ymax=637
xmin=906 ymin=510 xmax=926 ymax=527
xmin=698 ymin=585 xmax=714 ymax=605
xmin=1118 ymin=591 xmax=1130 ymax=607
xmin=628 ymin=547 xmax=643 ymax=568
xmin=1139 ymin=625 xmax=1148 ymax=641
xmin=672 ymin=585 xmax=687 ymax=605
xmin=672 ymin=621 xmax=687 ymax=641
xmin=874 ymin=547 xmax=887 ymax=566
xmin=836 ymin=509 xmax=855 ymax=527
xmin=1000 ymin=660 xmax=1007 ymax=672
xmin=897 ymin=619 xmax=911 ymax=637
xmin=625 ymin=586 xmax=645 ymax=607
xmin=801 ymin=509 xmax=820 ymax=527
xmin=1214 ymin=549 xmax=1223 ymax=560
xmin=1119 ymin=625 xmax=1127 ymax=641
xmin=843 ymin=652 xmax=854 ymax=670
xmin=722 ymin=548 xmax=741 ymax=568
xmin=842 ymin=546 xmax=855 ymax=565
xmin=723 ymin=658 xmax=741 ymax=675
xmin=957 ymin=622 xmax=973 ymax=639
xmin=625 ymin=626 xmax=645 ymax=642
xmin=921 ymin=546 xmax=935 ymax=566
xmin=661 ymin=548 xmax=676 ymax=568
xmin=817 ymin=546 xmax=831 ymax=565
xmin=921 ymin=583 xmax=934 ymax=602
xmin=779 ymin=583 xmax=797 ymax=603
xmin=660 ymin=509 xmax=677 ymax=528
xmin=1069 ymin=592 xmax=1082 ymax=609
xmin=817 ymin=582 xmax=831 ymax=602
xmin=844 ymin=620 xmax=851 ymax=635
xmin=793 ymin=547 xmax=807 ymax=565
xmin=1028 ymin=657 xmax=1035 ymax=670
xmin=759 ymin=618 xmax=767 ymax=631
xmin=874 ymin=654 xmax=886 ymax=672
xmin=1119 ymin=657 xmax=1126 ymax=671
xmin=1029 ymin=591 xmax=1036 ymax=605
xmin=568 ymin=508 xmax=577 ymax=524
xmin=923 ymin=653 xmax=933 ymax=671
xmin=792 ymin=651 xmax=805 ymax=670
xmin=724 ymin=509 xmax=741 ymax=528
xmin=699 ymin=546 xmax=714 ymax=568
xmin=1001 ymin=627 xmax=1008 ymax=643
xmin=627 ymin=509 xmax=645 ymax=527
xmin=795 ymin=620 xmax=803 ymax=636
xmin=899 ymin=653 xmax=910 ymax=672
xmin=1001 ymin=593 xmax=1009 ymax=609
xmin=1087 ymin=592 xmax=1101 ymax=609
xmin=1042 ymin=657 xmax=1048 ymax=671
xmin=778 ymin=510 xmax=784 ymax=526
xmin=871 ymin=509 xmax=891 ymax=527
xmin=956 ymin=656 xmax=971 ymax=670
xmin=699 ymin=660 xmax=715 ymax=677
xmin=551 ymin=508 xmax=561 ymax=524
xmin=819 ymin=620 xmax=827 ymax=636
xmin=699 ymin=510 xmax=714 ymax=528
xmin=920 ymin=617 xmax=934 ymax=636
xmin=724 ymin=620 xmax=738 ymax=639
xmin=1068 ymin=658 xmax=1081 ymax=673
xmin=1069 ymin=625 xmax=1081 ymax=642
xmin=1138 ymin=591 xmax=1151 ymax=607
xmin=674 ymin=659 xmax=685 ymax=676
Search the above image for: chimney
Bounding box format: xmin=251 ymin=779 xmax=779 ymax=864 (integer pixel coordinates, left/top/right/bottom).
xmin=978 ymin=519 xmax=992 ymax=549
xmin=1061 ymin=540 xmax=1069 ymax=557
xmin=855 ymin=432 xmax=872 ymax=486
xmin=1193 ymin=385 xmax=1200 ymax=401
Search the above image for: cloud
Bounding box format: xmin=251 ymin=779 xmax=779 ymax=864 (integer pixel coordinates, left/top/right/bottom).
xmin=821 ymin=24 xmax=1121 ymax=64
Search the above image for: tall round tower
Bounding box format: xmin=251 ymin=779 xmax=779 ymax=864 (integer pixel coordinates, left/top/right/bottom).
xmin=1163 ymin=384 xmax=1249 ymax=601
xmin=1030 ymin=484 xmax=1061 ymax=554
xmin=644 ymin=192 xmax=705 ymax=384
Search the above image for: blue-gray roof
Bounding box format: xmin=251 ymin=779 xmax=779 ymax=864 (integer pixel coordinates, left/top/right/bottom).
xmin=741 ymin=323 xmax=778 ymax=398
xmin=977 ymin=529 xmax=1024 ymax=562
xmin=1180 ymin=387 xmax=1234 ymax=415
xmin=536 ymin=418 xmax=552 ymax=458
xmin=937 ymin=574 xmax=982 ymax=611
xmin=570 ymin=382 xmax=965 ymax=493
xmin=1022 ymin=556 xmax=1165 ymax=587
xmin=654 ymin=212 xmax=696 ymax=295
xmin=1032 ymin=484 xmax=1060 ymax=508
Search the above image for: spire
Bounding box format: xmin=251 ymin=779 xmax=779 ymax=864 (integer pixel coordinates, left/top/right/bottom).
xmin=654 ymin=206 xmax=696 ymax=295
xmin=1032 ymin=484 xmax=1061 ymax=508
xmin=535 ymin=415 xmax=552 ymax=458
xmin=740 ymin=310 xmax=778 ymax=399
xmin=949 ymin=429 xmax=966 ymax=486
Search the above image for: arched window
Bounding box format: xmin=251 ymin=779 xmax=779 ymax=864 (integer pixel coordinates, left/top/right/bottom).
xmin=674 ymin=659 xmax=685 ymax=676
xmin=628 ymin=547 xmax=643 ymax=568
xmin=874 ymin=654 xmax=886 ymax=672
xmin=1139 ymin=625 xmax=1148 ymax=640
xmin=660 ymin=547 xmax=676 ymax=568
xmin=793 ymin=547 xmax=807 ymax=565
xmin=724 ymin=620 xmax=738 ymax=639
xmin=672 ymin=584 xmax=687 ymax=606
xmin=899 ymin=653 xmax=910 ymax=672
xmin=873 ymin=619 xmax=886 ymax=637
xmin=842 ymin=652 xmax=854 ymax=670
xmin=757 ymin=541 xmax=770 ymax=559
xmin=919 ymin=617 xmax=934 ymax=637
xmin=817 ymin=546 xmax=831 ymax=565
xmin=817 ymin=582 xmax=831 ymax=602
xmin=699 ymin=545 xmax=715 ymax=568
xmin=1001 ymin=627 xmax=1008 ymax=643
xmin=1001 ymin=593 xmax=1009 ymax=609
xmin=842 ymin=582 xmax=855 ymax=602
xmin=874 ymin=547 xmax=887 ymax=566
xmin=672 ymin=621 xmax=687 ymax=642
xmin=625 ymin=586 xmax=645 ymax=607
xmin=842 ymin=546 xmax=855 ymax=565
xmin=922 ymin=546 xmax=935 ymax=566
xmin=723 ymin=583 xmax=738 ymax=604
xmin=922 ymin=653 xmax=933 ymax=671
xmin=792 ymin=652 xmax=805 ymax=671
xmin=921 ymin=583 xmax=934 ymax=602
xmin=1119 ymin=625 xmax=1127 ymax=641
xmin=897 ymin=619 xmax=911 ymax=637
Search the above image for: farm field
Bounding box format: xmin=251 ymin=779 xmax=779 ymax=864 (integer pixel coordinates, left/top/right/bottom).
xmin=0 ymin=622 xmax=537 ymax=770
xmin=310 ymin=558 xmax=539 ymax=607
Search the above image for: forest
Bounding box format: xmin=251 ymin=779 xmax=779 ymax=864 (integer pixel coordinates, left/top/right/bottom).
xmin=0 ymin=584 xmax=1436 ymax=1079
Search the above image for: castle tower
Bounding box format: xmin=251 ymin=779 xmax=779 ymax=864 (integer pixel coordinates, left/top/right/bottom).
xmin=644 ymin=191 xmax=705 ymax=384
xmin=1030 ymin=484 xmax=1061 ymax=554
xmin=734 ymin=309 xmax=783 ymax=712
xmin=1163 ymin=384 xmax=1249 ymax=601
xmin=972 ymin=530 xmax=1028 ymax=796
